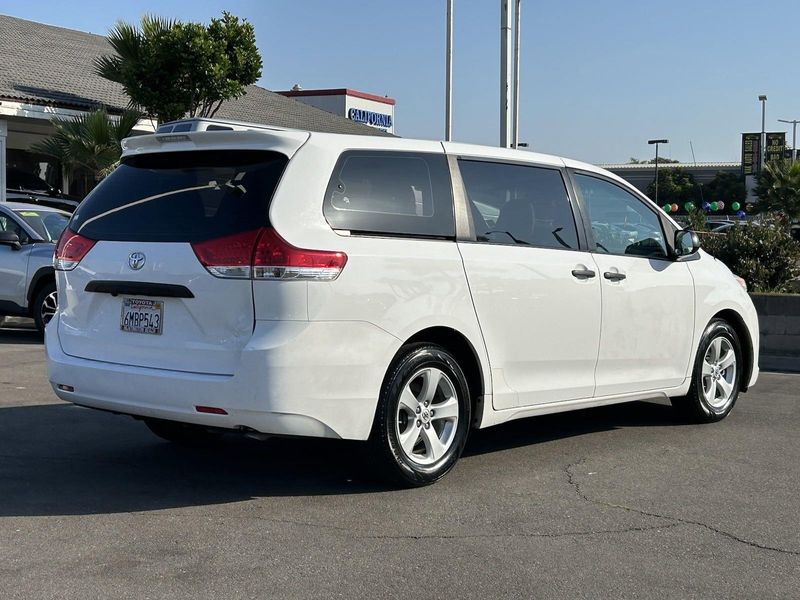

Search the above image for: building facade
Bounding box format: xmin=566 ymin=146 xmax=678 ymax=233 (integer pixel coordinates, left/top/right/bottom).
xmin=277 ymin=88 xmax=396 ymax=135
xmin=0 ymin=15 xmax=389 ymax=202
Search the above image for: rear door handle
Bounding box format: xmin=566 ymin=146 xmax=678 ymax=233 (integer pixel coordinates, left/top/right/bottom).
xmin=603 ymin=271 xmax=627 ymax=281
xmin=571 ymin=268 xmax=596 ymax=279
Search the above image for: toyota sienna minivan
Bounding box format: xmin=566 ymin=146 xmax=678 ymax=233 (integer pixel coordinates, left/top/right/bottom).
xmin=46 ymin=118 xmax=759 ymax=486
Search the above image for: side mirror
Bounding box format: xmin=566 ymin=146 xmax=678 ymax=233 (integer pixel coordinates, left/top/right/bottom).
xmin=674 ymin=229 xmax=700 ymax=258
xmin=0 ymin=231 xmax=21 ymax=251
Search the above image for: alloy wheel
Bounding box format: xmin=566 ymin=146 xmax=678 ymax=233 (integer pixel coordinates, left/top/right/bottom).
xmin=701 ymin=336 xmax=737 ymax=409
xmin=395 ymin=367 xmax=460 ymax=465
xmin=40 ymin=291 xmax=58 ymax=326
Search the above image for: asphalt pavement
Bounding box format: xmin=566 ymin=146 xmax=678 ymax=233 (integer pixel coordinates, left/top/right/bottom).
xmin=1 ymin=322 xmax=798 ymax=599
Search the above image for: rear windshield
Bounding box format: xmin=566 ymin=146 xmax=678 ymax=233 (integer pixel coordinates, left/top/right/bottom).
xmin=14 ymin=209 xmax=69 ymax=242
xmin=71 ymin=150 xmax=288 ymax=242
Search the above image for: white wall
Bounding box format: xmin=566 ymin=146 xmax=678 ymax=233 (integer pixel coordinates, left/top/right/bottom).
xmin=0 ymin=120 xmax=6 ymax=203
xmin=344 ymin=95 xmax=395 ymax=134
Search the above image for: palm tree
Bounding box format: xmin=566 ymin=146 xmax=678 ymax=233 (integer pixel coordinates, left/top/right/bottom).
xmin=755 ymin=159 xmax=800 ymax=223
xmin=31 ymin=109 xmax=141 ymax=182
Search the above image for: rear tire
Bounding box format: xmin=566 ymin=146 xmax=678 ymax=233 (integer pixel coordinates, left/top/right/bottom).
xmin=32 ymin=281 xmax=58 ymax=335
xmin=144 ymin=418 xmax=223 ymax=446
xmin=369 ymin=343 xmax=471 ymax=487
xmin=671 ymin=319 xmax=742 ymax=423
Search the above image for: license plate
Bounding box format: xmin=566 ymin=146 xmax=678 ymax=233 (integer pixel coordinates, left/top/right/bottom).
xmin=120 ymin=298 xmax=163 ymax=335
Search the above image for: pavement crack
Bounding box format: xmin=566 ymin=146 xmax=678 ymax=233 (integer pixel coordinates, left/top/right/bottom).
xmin=565 ymin=459 xmax=800 ymax=557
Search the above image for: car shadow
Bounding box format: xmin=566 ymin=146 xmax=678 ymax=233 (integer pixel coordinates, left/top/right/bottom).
xmin=0 ymin=320 xmax=41 ymax=345
xmin=0 ymin=398 xmax=683 ymax=517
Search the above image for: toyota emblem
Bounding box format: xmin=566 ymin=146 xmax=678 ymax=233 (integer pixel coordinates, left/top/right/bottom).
xmin=128 ymin=251 xmax=146 ymax=270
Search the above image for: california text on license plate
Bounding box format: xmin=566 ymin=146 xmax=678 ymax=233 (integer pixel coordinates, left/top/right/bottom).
xmin=120 ymin=297 xmax=163 ymax=335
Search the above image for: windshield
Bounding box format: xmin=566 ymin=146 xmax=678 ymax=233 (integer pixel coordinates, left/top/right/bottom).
xmin=13 ymin=209 xmax=69 ymax=242
xmin=7 ymin=168 xmax=55 ymax=193
xmin=70 ymin=150 xmax=288 ymax=243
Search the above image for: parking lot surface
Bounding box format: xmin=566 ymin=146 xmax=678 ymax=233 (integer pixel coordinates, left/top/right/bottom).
xmin=1 ymin=322 xmax=798 ymax=599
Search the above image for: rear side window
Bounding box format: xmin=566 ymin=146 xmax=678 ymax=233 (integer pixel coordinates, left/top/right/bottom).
xmin=71 ymin=150 xmax=288 ymax=242
xmin=458 ymin=159 xmax=579 ymax=250
xmin=323 ymin=151 xmax=454 ymax=238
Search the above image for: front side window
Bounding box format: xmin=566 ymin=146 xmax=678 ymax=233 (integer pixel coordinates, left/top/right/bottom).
xmin=0 ymin=213 xmax=27 ymax=243
xmin=573 ymin=174 xmax=668 ymax=259
xmin=324 ymin=151 xmax=454 ymax=238
xmin=458 ymin=159 xmax=579 ymax=250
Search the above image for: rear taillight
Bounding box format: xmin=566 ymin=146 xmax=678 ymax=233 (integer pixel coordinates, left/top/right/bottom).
xmin=54 ymin=228 xmax=96 ymax=271
xmin=191 ymin=230 xmax=260 ymax=279
xmin=191 ymin=228 xmax=347 ymax=281
xmin=252 ymin=228 xmax=347 ymax=281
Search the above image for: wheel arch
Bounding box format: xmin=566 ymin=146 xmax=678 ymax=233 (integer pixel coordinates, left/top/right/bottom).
xmin=27 ymin=267 xmax=55 ymax=313
xmin=401 ymin=326 xmax=486 ymax=427
xmin=710 ymin=309 xmax=754 ymax=392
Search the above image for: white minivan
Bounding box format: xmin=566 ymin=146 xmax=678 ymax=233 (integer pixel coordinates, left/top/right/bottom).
xmin=46 ymin=118 xmax=759 ymax=486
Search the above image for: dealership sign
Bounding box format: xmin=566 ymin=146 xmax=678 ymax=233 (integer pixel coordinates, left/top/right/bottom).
xmin=348 ymin=108 xmax=392 ymax=129
xmin=742 ymin=131 xmax=786 ymax=176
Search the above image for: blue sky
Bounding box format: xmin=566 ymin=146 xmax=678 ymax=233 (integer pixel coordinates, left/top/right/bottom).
xmin=2 ymin=0 xmax=798 ymax=163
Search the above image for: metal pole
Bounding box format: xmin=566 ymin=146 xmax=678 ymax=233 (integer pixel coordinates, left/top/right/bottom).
xmin=654 ymin=143 xmax=659 ymax=205
xmin=778 ymin=118 xmax=799 ymax=163
xmin=500 ymin=0 xmax=512 ymax=148
xmin=760 ymin=97 xmax=767 ymax=172
xmin=511 ymin=0 xmax=521 ymax=149
xmin=445 ymin=0 xmax=453 ymax=141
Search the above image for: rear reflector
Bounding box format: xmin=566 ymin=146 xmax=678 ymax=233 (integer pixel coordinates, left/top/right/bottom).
xmin=191 ymin=227 xmax=346 ymax=281
xmin=54 ymin=228 xmax=97 ymax=271
xmin=195 ymin=405 xmax=228 ymax=415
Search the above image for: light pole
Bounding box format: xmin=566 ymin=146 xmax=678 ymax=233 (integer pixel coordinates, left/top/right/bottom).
xmin=511 ymin=0 xmax=521 ymax=148
xmin=648 ymin=139 xmax=669 ymax=204
xmin=445 ymin=0 xmax=453 ymax=141
xmin=778 ymin=118 xmax=799 ymax=163
xmin=759 ymin=95 xmax=767 ymax=171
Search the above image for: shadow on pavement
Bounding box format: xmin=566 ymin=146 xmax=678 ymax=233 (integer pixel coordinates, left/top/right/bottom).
xmin=0 ymin=321 xmax=41 ymax=345
xmin=0 ymin=398 xmax=682 ymax=517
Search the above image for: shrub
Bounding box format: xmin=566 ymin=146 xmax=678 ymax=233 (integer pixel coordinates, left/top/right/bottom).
xmin=700 ymin=216 xmax=800 ymax=292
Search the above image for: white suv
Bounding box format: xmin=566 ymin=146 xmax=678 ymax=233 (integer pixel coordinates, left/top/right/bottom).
xmin=46 ymin=118 xmax=759 ymax=486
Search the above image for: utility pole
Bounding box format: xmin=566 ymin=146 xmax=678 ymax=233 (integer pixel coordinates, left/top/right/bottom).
xmin=445 ymin=0 xmax=453 ymax=141
xmin=500 ymin=0 xmax=512 ymax=148
xmin=511 ymin=0 xmax=521 ymax=149
xmin=648 ymin=139 xmax=669 ymax=205
xmin=778 ymin=118 xmax=799 ymax=163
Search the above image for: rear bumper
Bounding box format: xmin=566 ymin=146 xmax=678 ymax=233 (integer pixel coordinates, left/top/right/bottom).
xmin=45 ymin=315 xmax=401 ymax=440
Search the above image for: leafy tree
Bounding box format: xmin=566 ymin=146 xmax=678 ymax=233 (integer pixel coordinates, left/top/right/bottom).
xmin=646 ymin=167 xmax=701 ymax=204
xmin=701 ymin=215 xmax=800 ymax=292
xmin=628 ymin=157 xmax=681 ymax=164
xmin=754 ymin=159 xmax=800 ymax=222
xmin=31 ymin=109 xmax=141 ymax=181
xmin=95 ymin=12 xmax=262 ymax=124
xmin=702 ymin=171 xmax=746 ymax=206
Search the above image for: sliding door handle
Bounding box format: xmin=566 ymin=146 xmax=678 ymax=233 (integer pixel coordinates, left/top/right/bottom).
xmin=603 ymin=271 xmax=627 ymax=281
xmin=571 ymin=268 xmax=596 ymax=279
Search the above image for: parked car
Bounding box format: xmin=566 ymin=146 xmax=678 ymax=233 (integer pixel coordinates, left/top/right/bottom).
xmin=6 ymin=167 xmax=80 ymax=213
xmin=0 ymin=202 xmax=69 ymax=333
xmin=45 ymin=118 xmax=760 ymax=486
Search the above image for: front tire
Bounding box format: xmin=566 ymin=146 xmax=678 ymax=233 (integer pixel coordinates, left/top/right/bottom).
xmin=144 ymin=418 xmax=223 ymax=446
xmin=370 ymin=344 xmax=472 ymax=487
xmin=671 ymin=319 xmax=742 ymax=423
